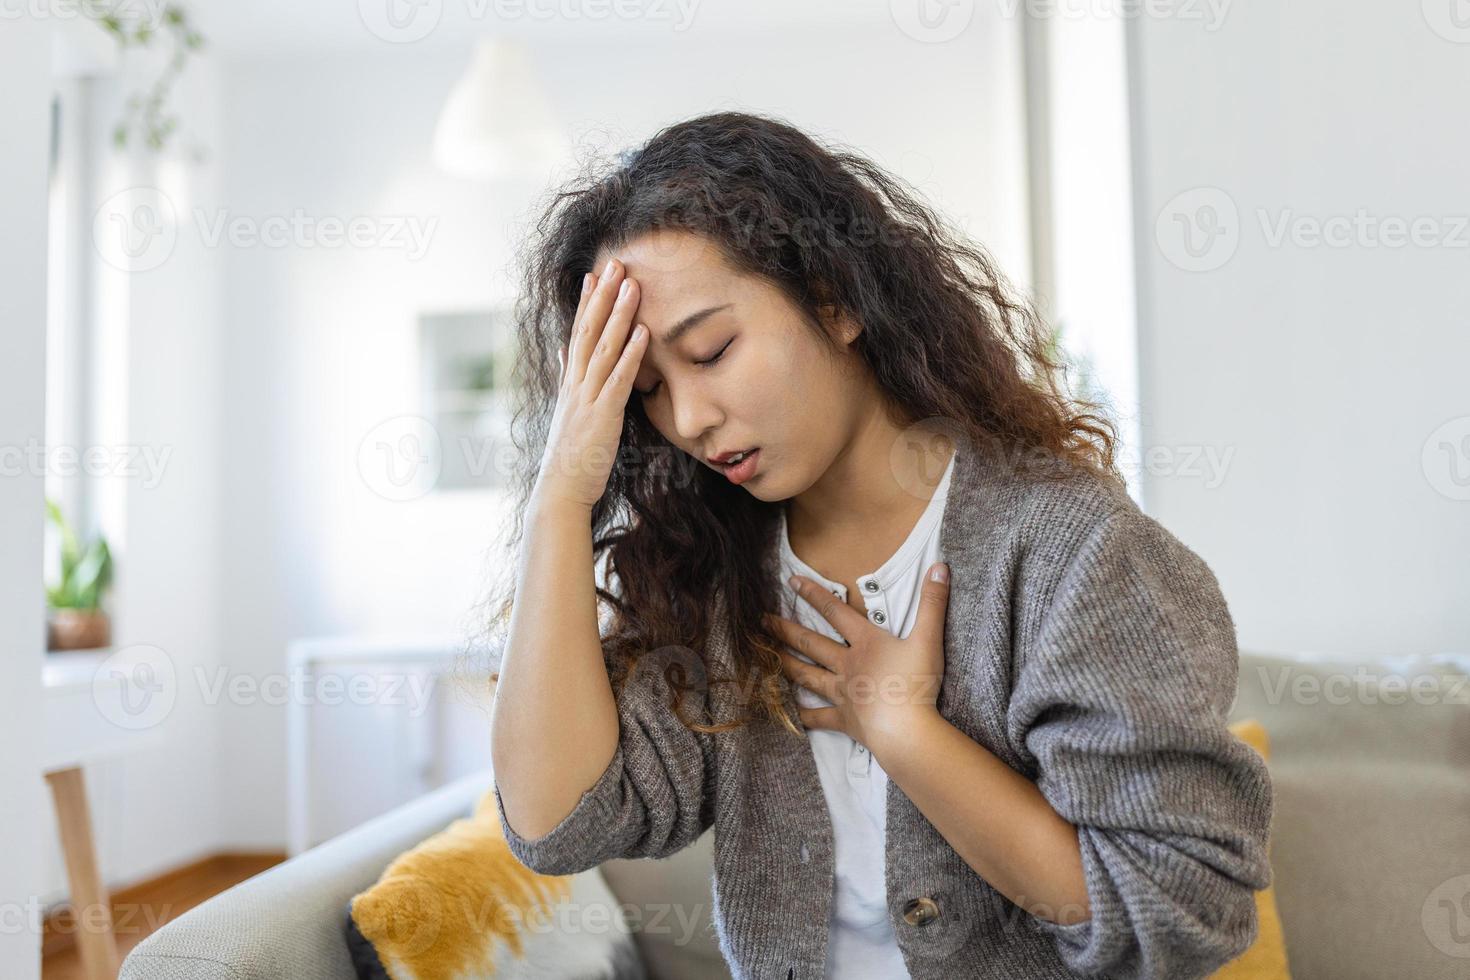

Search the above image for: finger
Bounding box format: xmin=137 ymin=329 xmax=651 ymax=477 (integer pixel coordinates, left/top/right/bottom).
xmin=764 ymin=610 xmax=843 ymax=670
xmin=563 ymin=272 xmax=596 ymax=382
xmin=569 ymin=261 xmax=626 ymax=387
xmin=592 ymin=321 xmax=649 ymax=410
xmin=779 ymin=651 xmax=839 ymax=704
xmin=585 ymin=275 xmax=641 ymax=396
xmin=788 ymin=575 xmax=864 ymax=646
xmin=913 ymin=561 xmax=950 ymax=645
xmin=572 ymin=272 xmax=596 ymax=332
xmin=798 ymin=706 xmax=843 ymax=734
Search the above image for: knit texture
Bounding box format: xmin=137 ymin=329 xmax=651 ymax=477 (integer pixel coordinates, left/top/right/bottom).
xmin=492 ymin=443 xmax=1275 ymax=980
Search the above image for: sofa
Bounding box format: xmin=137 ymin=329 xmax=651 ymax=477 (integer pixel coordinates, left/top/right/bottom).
xmin=119 ymin=649 xmax=1470 ymax=980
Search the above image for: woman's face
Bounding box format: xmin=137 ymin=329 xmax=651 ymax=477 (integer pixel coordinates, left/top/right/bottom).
xmin=589 ymin=229 xmax=867 ymax=503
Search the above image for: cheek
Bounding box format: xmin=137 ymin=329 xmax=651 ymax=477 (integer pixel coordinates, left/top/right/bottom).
xmin=721 ymin=355 xmax=797 ymax=431
xmin=739 ymin=340 xmax=804 ymax=400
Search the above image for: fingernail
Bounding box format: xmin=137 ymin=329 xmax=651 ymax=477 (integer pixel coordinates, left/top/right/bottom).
xmin=930 ymin=563 xmax=949 ymax=583
xmin=603 ymin=258 xmax=618 ymax=278
xmin=788 ymin=575 xmax=800 ymax=590
xmin=619 ymin=279 xmax=631 ymax=299
xmin=580 ymin=273 xmax=591 ymax=296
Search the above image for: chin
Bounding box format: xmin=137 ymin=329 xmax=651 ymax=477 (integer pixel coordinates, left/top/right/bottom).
xmin=731 ymin=468 xmax=780 ymax=501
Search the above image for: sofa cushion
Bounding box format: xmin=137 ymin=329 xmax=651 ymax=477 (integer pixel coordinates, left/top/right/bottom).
xmin=345 ymin=786 xmax=643 ymax=979
xmin=598 ymin=831 xmax=733 ymax=980
xmin=1229 ymin=650 xmax=1470 ymax=980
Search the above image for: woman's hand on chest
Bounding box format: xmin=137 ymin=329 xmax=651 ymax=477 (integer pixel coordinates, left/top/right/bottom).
xmin=764 ymin=561 xmax=950 ymax=755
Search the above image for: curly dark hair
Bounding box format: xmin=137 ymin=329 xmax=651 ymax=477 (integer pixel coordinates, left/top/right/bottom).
xmin=471 ymin=110 xmax=1120 ymax=739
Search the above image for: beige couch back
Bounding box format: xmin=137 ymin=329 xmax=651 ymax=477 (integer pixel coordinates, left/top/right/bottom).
xmin=1229 ymin=649 xmax=1470 ymax=980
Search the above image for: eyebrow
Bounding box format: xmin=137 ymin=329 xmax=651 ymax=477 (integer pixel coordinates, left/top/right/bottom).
xmin=658 ymin=303 xmax=733 ymax=345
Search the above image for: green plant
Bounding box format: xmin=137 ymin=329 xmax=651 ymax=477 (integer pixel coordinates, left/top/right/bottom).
xmin=45 ymin=498 xmax=114 ymax=611
xmin=86 ymin=2 xmax=206 ymax=153
xmin=459 ymin=353 xmax=498 ymax=392
xmin=1043 ymin=316 xmax=1103 ymax=407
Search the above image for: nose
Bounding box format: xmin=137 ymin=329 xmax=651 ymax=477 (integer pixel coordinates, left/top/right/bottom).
xmin=668 ymin=381 xmax=723 ymax=446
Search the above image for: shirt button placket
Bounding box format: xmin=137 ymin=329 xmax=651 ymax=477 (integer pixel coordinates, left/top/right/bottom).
xmin=862 ymin=577 xmax=889 ymax=629
xmin=852 ymin=575 xmax=882 ymax=775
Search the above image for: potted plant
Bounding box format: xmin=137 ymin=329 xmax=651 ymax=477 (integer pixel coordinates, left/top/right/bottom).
xmin=45 ymin=498 xmax=114 ymax=651
xmin=1042 ymin=316 xmax=1104 ymax=407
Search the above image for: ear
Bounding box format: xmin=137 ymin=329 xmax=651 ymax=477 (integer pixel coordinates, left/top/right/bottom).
xmin=816 ymin=301 xmax=863 ymax=348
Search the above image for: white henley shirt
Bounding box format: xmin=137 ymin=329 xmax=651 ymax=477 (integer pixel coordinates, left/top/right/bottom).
xmin=774 ymin=448 xmax=957 ymax=980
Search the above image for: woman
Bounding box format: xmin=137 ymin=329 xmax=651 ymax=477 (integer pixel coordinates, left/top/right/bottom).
xmin=484 ymin=111 xmax=1273 ymax=980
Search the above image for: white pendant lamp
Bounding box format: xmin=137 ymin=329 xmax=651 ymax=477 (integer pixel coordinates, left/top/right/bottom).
xmin=432 ymin=37 xmax=570 ymax=181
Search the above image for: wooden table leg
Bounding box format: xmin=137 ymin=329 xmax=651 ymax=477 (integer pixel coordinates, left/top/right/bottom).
xmin=45 ymin=766 xmax=120 ymax=980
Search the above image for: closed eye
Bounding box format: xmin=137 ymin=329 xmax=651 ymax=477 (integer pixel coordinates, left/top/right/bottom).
xmin=638 ymin=337 xmax=734 ymax=397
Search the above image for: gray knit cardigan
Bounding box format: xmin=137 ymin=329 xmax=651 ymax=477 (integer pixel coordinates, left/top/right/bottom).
xmin=492 ymin=443 xmax=1275 ymax=980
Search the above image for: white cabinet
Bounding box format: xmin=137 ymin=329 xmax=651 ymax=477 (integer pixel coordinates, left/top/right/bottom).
xmin=285 ymin=634 xmax=498 ymax=855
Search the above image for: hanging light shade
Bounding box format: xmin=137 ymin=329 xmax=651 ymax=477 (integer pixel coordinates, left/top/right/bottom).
xmin=432 ymin=37 xmax=570 ymax=180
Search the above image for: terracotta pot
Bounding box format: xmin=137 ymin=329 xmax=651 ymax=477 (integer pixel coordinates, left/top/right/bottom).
xmin=48 ymin=609 xmax=111 ymax=651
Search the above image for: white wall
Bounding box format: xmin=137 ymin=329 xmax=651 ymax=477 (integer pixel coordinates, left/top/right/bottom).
xmin=34 ymin=50 xmax=231 ymax=909
xmin=1 ymin=19 xmax=52 ymax=980
xmin=1129 ymin=3 xmax=1470 ymax=657
xmin=211 ymin=23 xmax=1031 ymax=847
xmin=1044 ymin=13 xmax=1141 ymax=488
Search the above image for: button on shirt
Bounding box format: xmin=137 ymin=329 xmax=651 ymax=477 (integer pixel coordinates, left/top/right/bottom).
xmin=774 ymin=449 xmax=956 ymax=980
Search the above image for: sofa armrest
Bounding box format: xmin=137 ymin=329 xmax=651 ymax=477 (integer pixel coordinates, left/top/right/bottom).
xmin=120 ymin=769 xmax=493 ymax=980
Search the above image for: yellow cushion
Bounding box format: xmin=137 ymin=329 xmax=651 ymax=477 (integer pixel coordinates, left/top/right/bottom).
xmin=344 ymin=788 xmax=639 ymax=979
xmin=1209 ymin=719 xmax=1292 ymax=979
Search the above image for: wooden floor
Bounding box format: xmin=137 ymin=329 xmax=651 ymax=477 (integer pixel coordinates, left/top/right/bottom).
xmin=42 ymin=853 xmax=286 ymax=980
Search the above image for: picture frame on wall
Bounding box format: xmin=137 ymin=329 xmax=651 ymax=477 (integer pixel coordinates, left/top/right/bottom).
xmin=417 ymin=307 xmax=517 ymax=492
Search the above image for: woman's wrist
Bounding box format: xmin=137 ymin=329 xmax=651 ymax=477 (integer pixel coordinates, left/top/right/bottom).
xmin=528 ymin=485 xmax=594 ymax=526
xmin=864 ymin=704 xmax=945 ymax=769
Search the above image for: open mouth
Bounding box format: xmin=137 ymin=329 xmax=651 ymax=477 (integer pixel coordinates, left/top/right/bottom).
xmin=714 ymin=448 xmax=761 ymax=484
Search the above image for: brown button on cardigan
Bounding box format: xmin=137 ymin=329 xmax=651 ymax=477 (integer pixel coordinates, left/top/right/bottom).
xmin=492 ymin=443 xmax=1275 ymax=980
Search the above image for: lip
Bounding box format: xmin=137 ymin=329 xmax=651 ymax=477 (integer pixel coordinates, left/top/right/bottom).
xmin=707 ymin=447 xmax=758 ymax=465
xmin=713 ymin=448 xmax=761 ymax=485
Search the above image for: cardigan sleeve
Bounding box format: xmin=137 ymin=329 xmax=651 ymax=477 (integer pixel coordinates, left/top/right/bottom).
xmin=1006 ymin=504 xmax=1275 ymax=980
xmin=491 ymin=567 xmax=718 ymax=876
